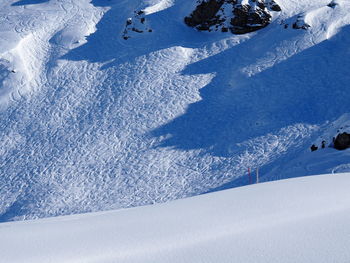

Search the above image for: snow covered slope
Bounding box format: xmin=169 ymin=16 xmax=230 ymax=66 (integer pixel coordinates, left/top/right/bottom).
xmin=1 ymin=173 xmax=350 ymax=263
xmin=0 ymin=0 xmax=350 ymax=221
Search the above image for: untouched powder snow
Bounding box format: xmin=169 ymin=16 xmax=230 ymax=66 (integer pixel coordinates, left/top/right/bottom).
xmin=0 ymin=0 xmax=350 ymax=221
xmin=1 ymin=173 xmax=350 ymax=263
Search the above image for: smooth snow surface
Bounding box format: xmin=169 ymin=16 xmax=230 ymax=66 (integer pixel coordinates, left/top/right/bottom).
xmin=1 ymin=0 xmax=350 ymax=221
xmin=1 ymin=173 xmax=350 ymax=263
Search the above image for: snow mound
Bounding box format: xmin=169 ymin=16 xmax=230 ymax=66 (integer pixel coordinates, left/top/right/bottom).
xmin=1 ymin=173 xmax=350 ymax=263
xmin=144 ymin=0 xmax=175 ymax=15
xmin=0 ymin=0 xmax=350 ymax=221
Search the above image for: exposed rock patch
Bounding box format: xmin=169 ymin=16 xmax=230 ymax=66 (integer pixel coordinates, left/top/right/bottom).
xmin=184 ymin=0 xmax=224 ymax=30
xmin=334 ymin=132 xmax=350 ymax=150
xmin=292 ymin=15 xmax=311 ymax=30
xmin=267 ymin=1 xmax=281 ymax=11
xmin=310 ymin=144 xmax=318 ymax=152
xmin=122 ymin=10 xmax=153 ymax=40
xmin=185 ymin=0 xmax=281 ymax=34
xmin=279 ymin=14 xmax=312 ymax=30
xmin=327 ymin=1 xmax=337 ymax=8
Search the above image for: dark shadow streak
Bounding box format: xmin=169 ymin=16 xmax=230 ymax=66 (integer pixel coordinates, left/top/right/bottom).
xmin=151 ymin=25 xmax=350 ymax=157
xmin=62 ymin=0 xmax=228 ymax=69
xmin=12 ymin=0 xmax=49 ymax=6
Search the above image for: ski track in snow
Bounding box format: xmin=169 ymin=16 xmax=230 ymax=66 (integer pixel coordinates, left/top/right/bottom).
xmin=0 ymin=0 xmax=350 ymax=221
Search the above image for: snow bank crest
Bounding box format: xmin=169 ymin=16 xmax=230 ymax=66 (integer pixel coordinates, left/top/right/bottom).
xmin=143 ymin=0 xmax=175 ymax=15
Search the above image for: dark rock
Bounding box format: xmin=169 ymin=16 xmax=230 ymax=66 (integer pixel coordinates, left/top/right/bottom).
xmin=231 ymin=5 xmax=250 ymax=28
xmin=197 ymin=24 xmax=211 ymax=31
xmin=321 ymin=140 xmax=326 ymax=149
xmin=231 ymin=4 xmax=250 ymax=27
xmin=292 ymin=16 xmax=311 ymax=30
xmin=256 ymin=0 xmax=265 ymax=10
xmin=231 ymin=5 xmax=271 ymax=34
xmin=122 ymin=10 xmax=152 ymax=40
xmin=311 ymin=144 xmax=318 ymax=152
xmin=132 ymin=28 xmax=143 ymax=33
xmin=292 ymin=22 xmax=310 ymax=30
xmin=334 ymin=132 xmax=350 ymax=150
xmin=268 ymin=0 xmax=282 ymax=12
xmin=184 ymin=0 xmax=224 ymax=27
xmin=185 ymin=0 xmax=280 ymax=35
xmin=327 ymin=1 xmax=337 ymax=8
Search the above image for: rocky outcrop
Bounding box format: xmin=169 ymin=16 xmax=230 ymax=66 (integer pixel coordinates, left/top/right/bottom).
xmin=231 ymin=4 xmax=272 ymax=34
xmin=334 ymin=132 xmax=350 ymax=150
xmin=185 ymin=0 xmax=281 ymax=34
xmin=292 ymin=15 xmax=311 ymax=30
xmin=122 ymin=10 xmax=153 ymax=40
xmin=184 ymin=0 xmax=224 ymax=30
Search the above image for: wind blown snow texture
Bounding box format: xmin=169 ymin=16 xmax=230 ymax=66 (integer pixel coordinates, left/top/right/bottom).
xmin=0 ymin=0 xmax=350 ymax=221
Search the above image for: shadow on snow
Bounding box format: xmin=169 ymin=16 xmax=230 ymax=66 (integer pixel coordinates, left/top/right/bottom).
xmin=64 ymin=0 xmax=350 ymax=159
xmin=152 ymin=25 xmax=350 ymax=157
xmin=12 ymin=0 xmax=49 ymax=6
xmin=62 ymin=0 xmax=225 ymax=68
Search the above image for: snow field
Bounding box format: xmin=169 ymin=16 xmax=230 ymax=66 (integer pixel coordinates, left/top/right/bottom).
xmin=0 ymin=0 xmax=350 ymax=221
xmin=1 ymin=173 xmax=350 ymax=263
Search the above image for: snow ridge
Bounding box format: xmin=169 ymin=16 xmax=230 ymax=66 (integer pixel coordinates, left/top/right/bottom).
xmin=1 ymin=173 xmax=350 ymax=263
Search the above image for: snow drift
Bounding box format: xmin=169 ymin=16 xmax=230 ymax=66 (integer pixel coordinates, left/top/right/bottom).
xmin=1 ymin=173 xmax=350 ymax=263
xmin=0 ymin=0 xmax=350 ymax=221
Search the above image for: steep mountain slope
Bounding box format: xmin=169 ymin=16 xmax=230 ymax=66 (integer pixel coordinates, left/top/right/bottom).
xmin=0 ymin=0 xmax=350 ymax=221
xmin=1 ymin=173 xmax=350 ymax=263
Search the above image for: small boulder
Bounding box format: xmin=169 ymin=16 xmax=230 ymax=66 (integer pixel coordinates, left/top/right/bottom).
xmin=327 ymin=1 xmax=337 ymax=8
xmin=334 ymin=132 xmax=350 ymax=150
xmin=268 ymin=0 xmax=282 ymax=12
xmin=310 ymin=144 xmax=318 ymax=152
xmin=292 ymin=16 xmax=311 ymax=30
